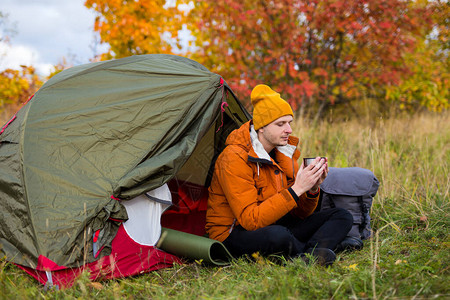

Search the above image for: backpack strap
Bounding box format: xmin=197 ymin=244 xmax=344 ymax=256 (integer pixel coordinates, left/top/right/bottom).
xmin=328 ymin=194 xmax=367 ymax=239
xmin=357 ymin=196 xmax=368 ymax=238
xmin=327 ymin=194 xmax=336 ymax=209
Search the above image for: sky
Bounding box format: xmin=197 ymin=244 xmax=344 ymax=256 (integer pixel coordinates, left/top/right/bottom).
xmin=0 ymin=0 xmax=108 ymax=76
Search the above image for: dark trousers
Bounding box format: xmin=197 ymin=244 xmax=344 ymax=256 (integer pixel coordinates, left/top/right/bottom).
xmin=222 ymin=208 xmax=353 ymax=258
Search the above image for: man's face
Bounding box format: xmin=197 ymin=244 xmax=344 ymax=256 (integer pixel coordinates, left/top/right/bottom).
xmin=258 ymin=115 xmax=293 ymax=150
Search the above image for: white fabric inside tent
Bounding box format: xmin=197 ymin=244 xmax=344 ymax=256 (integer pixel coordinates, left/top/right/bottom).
xmin=121 ymin=184 xmax=172 ymax=246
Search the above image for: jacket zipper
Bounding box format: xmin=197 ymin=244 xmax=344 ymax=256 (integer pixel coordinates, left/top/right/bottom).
xmin=229 ymin=219 xmax=237 ymax=233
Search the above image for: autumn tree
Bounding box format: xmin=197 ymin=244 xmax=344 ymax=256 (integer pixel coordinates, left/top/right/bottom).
xmin=385 ymin=0 xmax=449 ymax=112
xmin=0 ymin=66 xmax=43 ymax=119
xmin=84 ymin=0 xmax=190 ymax=60
xmin=189 ymin=0 xmax=440 ymax=116
xmin=86 ymin=0 xmax=444 ymax=115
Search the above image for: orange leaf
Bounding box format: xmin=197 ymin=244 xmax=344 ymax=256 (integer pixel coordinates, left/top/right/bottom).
xmin=87 ymin=282 xmax=104 ymax=290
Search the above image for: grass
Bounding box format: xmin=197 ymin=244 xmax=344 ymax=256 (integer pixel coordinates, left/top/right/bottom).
xmin=1 ymin=111 xmax=449 ymax=299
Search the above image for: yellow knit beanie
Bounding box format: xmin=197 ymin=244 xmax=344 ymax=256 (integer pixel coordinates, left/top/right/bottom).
xmin=251 ymin=84 xmax=293 ymax=130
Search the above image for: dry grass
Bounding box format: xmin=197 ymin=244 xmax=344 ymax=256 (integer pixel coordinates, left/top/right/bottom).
xmin=295 ymin=112 xmax=449 ymax=210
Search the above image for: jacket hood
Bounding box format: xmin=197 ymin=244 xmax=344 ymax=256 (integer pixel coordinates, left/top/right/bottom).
xmin=225 ymin=121 xmax=252 ymax=151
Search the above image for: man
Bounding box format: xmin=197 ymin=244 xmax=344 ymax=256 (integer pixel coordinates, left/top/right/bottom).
xmin=206 ymin=84 xmax=352 ymax=266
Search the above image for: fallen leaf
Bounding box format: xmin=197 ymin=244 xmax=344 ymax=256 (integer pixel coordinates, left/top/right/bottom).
xmin=87 ymin=281 xmax=104 ymax=290
xmin=344 ymin=263 xmax=359 ymax=271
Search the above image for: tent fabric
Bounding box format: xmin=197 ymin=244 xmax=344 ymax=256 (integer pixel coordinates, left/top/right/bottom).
xmin=17 ymin=224 xmax=181 ymax=289
xmin=17 ymin=179 xmax=231 ymax=289
xmin=0 ymin=54 xmax=250 ymax=274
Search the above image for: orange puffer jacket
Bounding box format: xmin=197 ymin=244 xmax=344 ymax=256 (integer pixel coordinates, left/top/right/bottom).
xmin=206 ymin=121 xmax=319 ymax=242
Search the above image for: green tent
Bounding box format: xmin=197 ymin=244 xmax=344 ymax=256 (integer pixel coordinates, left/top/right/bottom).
xmin=0 ymin=54 xmax=249 ymax=274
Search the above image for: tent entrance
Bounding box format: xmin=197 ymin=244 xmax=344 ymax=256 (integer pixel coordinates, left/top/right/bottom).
xmin=161 ymin=95 xmax=248 ymax=236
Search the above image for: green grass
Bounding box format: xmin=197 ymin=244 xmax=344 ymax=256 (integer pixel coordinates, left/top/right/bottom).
xmin=1 ymin=112 xmax=449 ymax=299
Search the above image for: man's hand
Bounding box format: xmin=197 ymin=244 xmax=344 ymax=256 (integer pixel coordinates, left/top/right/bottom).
xmin=291 ymin=157 xmax=328 ymax=196
xmin=310 ymin=157 xmax=328 ymax=193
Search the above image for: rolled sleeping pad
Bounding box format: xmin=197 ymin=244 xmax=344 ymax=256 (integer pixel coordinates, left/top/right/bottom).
xmin=156 ymin=228 xmax=233 ymax=266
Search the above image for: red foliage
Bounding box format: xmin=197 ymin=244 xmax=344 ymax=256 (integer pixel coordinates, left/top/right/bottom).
xmin=189 ymin=0 xmax=434 ymax=110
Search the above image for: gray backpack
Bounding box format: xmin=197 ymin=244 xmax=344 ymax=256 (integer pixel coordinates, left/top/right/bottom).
xmin=319 ymin=167 xmax=379 ymax=240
